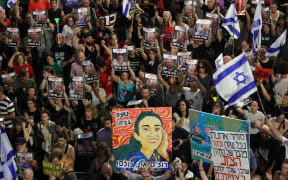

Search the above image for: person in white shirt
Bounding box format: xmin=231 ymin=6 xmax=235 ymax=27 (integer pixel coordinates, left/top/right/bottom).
xmin=183 ymin=77 xmax=206 ymax=111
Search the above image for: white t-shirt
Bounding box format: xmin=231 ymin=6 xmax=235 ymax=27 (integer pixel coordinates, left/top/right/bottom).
xmin=244 ymin=110 xmax=265 ymax=135
xmin=173 ymin=112 xmax=190 ymax=132
xmin=274 ymin=77 xmax=288 ymax=105
xmin=175 ymin=170 xmax=194 ymax=180
xmin=183 ymin=87 xmax=204 ymax=111
xmin=282 ymin=136 xmax=288 ymax=160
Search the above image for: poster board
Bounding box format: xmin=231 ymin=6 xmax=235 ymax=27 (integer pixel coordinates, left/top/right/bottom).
xmin=112 ymin=107 xmax=172 ymax=171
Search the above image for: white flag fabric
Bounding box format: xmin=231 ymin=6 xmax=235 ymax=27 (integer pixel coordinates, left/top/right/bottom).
xmin=213 ymin=53 xmax=257 ymax=105
xmin=215 ymin=53 xmax=224 ymax=69
xmin=252 ymin=0 xmax=262 ymax=54
xmin=266 ymin=29 xmax=287 ymax=57
xmin=0 ymin=127 xmax=18 ymax=180
xmin=222 ymin=0 xmax=240 ymax=39
xmin=122 ymin=0 xmax=133 ymax=17
xmin=7 ymin=0 xmax=17 ymax=8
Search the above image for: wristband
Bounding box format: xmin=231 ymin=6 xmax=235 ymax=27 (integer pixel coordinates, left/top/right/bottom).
xmin=199 ymin=168 xmax=204 ymax=172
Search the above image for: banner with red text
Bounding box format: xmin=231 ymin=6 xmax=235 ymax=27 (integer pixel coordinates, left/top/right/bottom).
xmin=254 ymin=66 xmax=272 ymax=80
xmin=209 ymin=131 xmax=250 ymax=180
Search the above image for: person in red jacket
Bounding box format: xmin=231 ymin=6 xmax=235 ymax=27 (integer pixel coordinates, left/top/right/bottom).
xmin=0 ymin=7 xmax=11 ymax=32
xmin=28 ymin=0 xmax=51 ymax=12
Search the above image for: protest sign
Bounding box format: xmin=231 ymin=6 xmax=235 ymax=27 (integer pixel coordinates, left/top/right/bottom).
xmin=182 ymin=0 xmax=194 ymax=22
xmin=215 ymin=53 xmax=224 ymax=69
xmin=77 ymin=7 xmax=89 ymax=26
xmin=48 ymin=77 xmax=64 ymax=99
xmin=172 ymin=26 xmax=186 ymax=49
xmin=112 ymin=107 xmax=172 ymax=171
xmin=7 ymin=28 xmax=20 ymax=47
xmin=162 ymin=27 xmax=174 ymax=41
xmin=77 ymin=132 xmax=95 ymax=155
xmin=112 ymin=48 xmax=128 ymax=71
xmin=189 ymin=109 xmax=250 ymax=163
xmin=177 ymin=52 xmax=191 ymax=72
xmin=17 ymin=152 xmax=33 ymax=169
xmin=262 ymin=7 xmax=271 ymax=24
xmin=162 ymin=54 xmax=178 ymax=77
xmin=144 ymin=73 xmax=159 ymax=96
xmin=103 ymin=13 xmax=117 ymax=29
xmin=194 ymin=19 xmax=211 ymax=40
xmin=235 ymin=0 xmax=245 ymax=15
xmin=210 ymin=131 xmax=250 ymax=180
xmin=186 ymin=60 xmax=198 ymax=82
xmin=70 ymin=76 xmax=84 ymax=99
xmin=143 ymin=27 xmax=156 ymax=48
xmin=206 ymin=13 xmax=219 ymax=35
xmin=28 ymin=28 xmax=41 ymax=47
xmin=33 ymin=10 xmax=48 ymax=27
xmin=1 ymin=72 xmax=18 ymax=90
xmin=82 ymin=60 xmax=98 ymax=83
xmin=254 ymin=66 xmax=272 ymax=80
xmin=42 ymin=161 xmax=63 ymax=178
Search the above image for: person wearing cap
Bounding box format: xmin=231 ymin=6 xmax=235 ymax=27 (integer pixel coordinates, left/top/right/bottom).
xmin=0 ymin=85 xmax=15 ymax=128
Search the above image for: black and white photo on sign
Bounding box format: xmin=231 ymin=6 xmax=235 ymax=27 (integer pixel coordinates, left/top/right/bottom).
xmin=112 ymin=48 xmax=128 ymax=71
xmin=143 ymin=27 xmax=156 ymax=48
xmin=172 ymin=26 xmax=186 ymax=49
xmin=1 ymin=72 xmax=18 ymax=89
xmin=177 ymin=52 xmax=192 ymax=72
xmin=7 ymin=28 xmax=21 ymax=47
xmin=70 ymin=76 xmax=85 ymax=100
xmin=77 ymin=7 xmax=89 ymax=26
xmin=144 ymin=73 xmax=159 ymax=92
xmin=32 ymin=10 xmax=48 ymax=27
xmin=182 ymin=0 xmax=194 ymax=22
xmin=262 ymin=7 xmax=271 ymax=24
xmin=17 ymin=152 xmax=34 ymax=169
xmin=77 ymin=132 xmax=94 ymax=152
xmin=186 ymin=59 xmax=198 ymax=82
xmin=82 ymin=60 xmax=98 ymax=83
xmin=48 ymin=77 xmax=64 ymax=99
xmin=162 ymin=54 xmax=178 ymax=77
xmin=194 ymin=19 xmax=211 ymax=40
xmin=206 ymin=13 xmax=219 ymax=35
xmin=28 ymin=28 xmax=41 ymax=47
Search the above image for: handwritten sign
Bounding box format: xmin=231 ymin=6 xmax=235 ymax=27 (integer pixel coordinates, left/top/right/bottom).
xmin=209 ymin=131 xmax=250 ymax=180
xmin=42 ymin=161 xmax=63 ymax=178
xmin=254 ymin=66 xmax=272 ymax=80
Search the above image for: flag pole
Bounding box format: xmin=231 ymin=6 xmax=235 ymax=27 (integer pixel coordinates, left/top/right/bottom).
xmin=232 ymin=1 xmax=235 ymax=57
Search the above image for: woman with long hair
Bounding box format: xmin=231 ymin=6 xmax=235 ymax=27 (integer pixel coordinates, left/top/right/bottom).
xmin=173 ymin=99 xmax=190 ymax=132
xmin=197 ymin=59 xmax=214 ymax=113
xmin=8 ymin=51 xmax=34 ymax=79
xmin=113 ymin=111 xmax=171 ymax=171
xmin=62 ymin=14 xmax=77 ymax=47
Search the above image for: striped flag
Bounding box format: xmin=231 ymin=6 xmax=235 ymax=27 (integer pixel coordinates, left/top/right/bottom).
xmin=251 ymin=0 xmax=262 ymax=54
xmin=0 ymin=127 xmax=18 ymax=180
xmin=266 ymin=29 xmax=287 ymax=58
xmin=122 ymin=0 xmax=133 ymax=18
xmin=213 ymin=53 xmax=257 ymax=105
xmin=222 ymin=0 xmax=240 ymax=39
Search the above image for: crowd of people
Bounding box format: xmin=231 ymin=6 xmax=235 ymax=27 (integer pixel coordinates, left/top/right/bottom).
xmin=1 ymin=0 xmax=288 ymax=179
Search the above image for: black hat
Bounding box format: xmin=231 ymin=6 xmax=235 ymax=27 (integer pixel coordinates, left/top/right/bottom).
xmin=83 ymin=32 xmax=92 ymax=39
xmin=15 ymin=137 xmax=26 ymax=145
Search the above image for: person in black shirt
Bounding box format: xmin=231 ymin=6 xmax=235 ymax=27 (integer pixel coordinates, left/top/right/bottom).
xmin=197 ymin=0 xmax=215 ymax=17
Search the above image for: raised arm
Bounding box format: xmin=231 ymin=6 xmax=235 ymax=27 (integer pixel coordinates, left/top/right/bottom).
xmin=266 ymin=118 xmax=283 ymax=142
xmin=195 ymin=76 xmax=206 ymax=96
xmin=111 ymin=66 xmax=121 ymax=83
xmin=128 ymin=61 xmax=136 ymax=81
xmin=157 ymin=64 xmax=169 ymax=89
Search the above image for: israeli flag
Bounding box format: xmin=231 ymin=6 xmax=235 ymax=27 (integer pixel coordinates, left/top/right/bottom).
xmin=213 ymin=53 xmax=257 ymax=105
xmin=0 ymin=127 xmax=18 ymax=180
xmin=222 ymin=0 xmax=240 ymax=39
xmin=7 ymin=0 xmax=17 ymax=8
xmin=252 ymin=0 xmax=262 ymax=54
xmin=123 ymin=0 xmax=133 ymax=18
xmin=266 ymin=29 xmax=287 ymax=58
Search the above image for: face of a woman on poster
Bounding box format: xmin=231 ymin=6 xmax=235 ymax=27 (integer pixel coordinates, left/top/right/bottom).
xmin=138 ymin=116 xmax=163 ymax=151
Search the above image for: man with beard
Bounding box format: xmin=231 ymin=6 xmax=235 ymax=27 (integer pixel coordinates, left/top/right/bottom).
xmin=72 ymin=29 xmax=100 ymax=70
xmin=96 ymin=117 xmax=112 ymax=149
xmin=51 ymin=33 xmax=75 ymax=86
xmin=55 ymin=131 xmax=75 ymax=168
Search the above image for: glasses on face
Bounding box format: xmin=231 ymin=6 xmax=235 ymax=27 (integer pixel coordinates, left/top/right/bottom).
xmin=199 ymin=66 xmax=205 ymax=69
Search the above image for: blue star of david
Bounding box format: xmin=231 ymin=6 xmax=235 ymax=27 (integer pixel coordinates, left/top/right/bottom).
xmin=233 ymin=72 xmax=248 ymax=85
